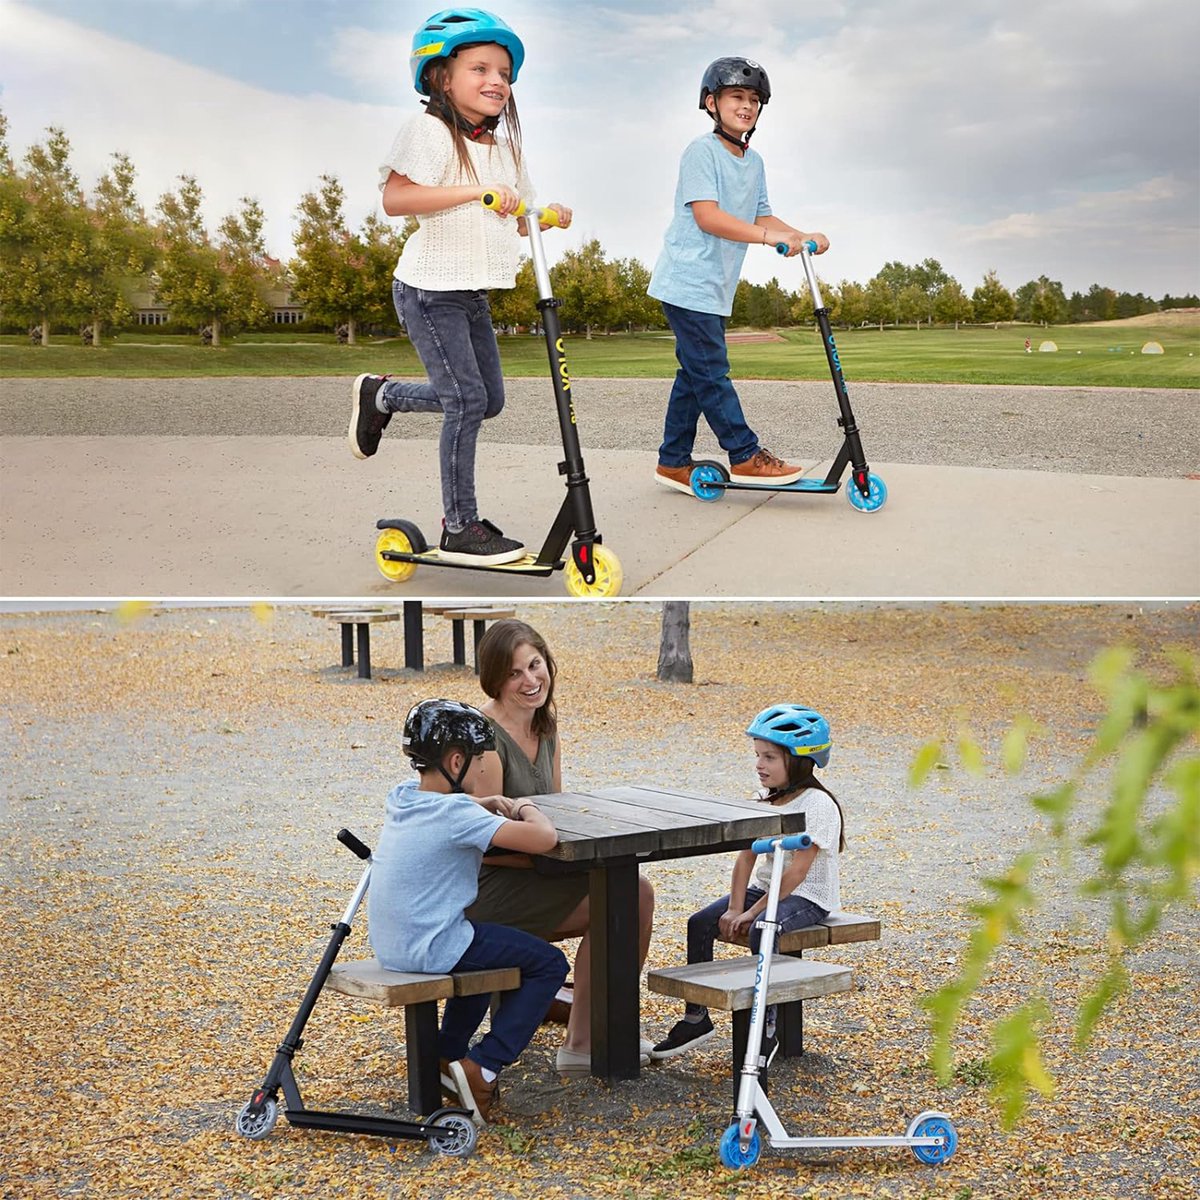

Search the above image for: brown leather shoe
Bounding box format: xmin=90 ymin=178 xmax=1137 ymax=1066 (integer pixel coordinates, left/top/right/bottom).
xmin=730 ymin=447 xmax=803 ymax=485
xmin=448 ymin=1057 xmax=498 ymax=1125
xmin=543 ymin=982 xmax=573 ymax=1025
xmin=655 ymin=463 xmax=695 ymax=494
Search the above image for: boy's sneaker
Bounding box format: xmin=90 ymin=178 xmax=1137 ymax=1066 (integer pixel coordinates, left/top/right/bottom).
xmin=730 ymin=447 xmax=803 ymax=485
xmin=448 ymin=1057 xmax=497 ymax=1125
xmin=348 ymin=373 xmax=392 ymax=459
xmin=648 ymin=1015 xmax=716 ymax=1060
xmin=654 ymin=463 xmax=695 ymax=495
xmin=439 ymin=519 xmax=525 ymax=566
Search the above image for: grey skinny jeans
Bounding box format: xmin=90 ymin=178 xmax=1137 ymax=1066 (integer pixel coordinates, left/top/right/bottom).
xmin=383 ymin=278 xmax=506 ymax=530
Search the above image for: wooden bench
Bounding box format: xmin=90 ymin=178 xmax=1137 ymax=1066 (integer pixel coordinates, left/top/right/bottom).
xmin=426 ymin=606 xmax=516 ymax=674
xmin=310 ymin=607 xmax=402 ymax=680
xmin=327 ymin=958 xmax=520 ymax=1114
xmin=717 ymin=911 xmax=880 ymax=1060
xmin=647 ymin=956 xmax=852 ymax=1103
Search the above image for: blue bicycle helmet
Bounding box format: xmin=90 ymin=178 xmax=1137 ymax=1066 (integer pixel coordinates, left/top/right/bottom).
xmin=410 ymin=8 xmax=526 ymax=95
xmin=746 ymin=705 xmax=831 ymax=768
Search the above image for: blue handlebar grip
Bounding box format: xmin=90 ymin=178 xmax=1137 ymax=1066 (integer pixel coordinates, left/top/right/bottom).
xmin=775 ymin=242 xmax=789 ymax=255
xmin=775 ymin=240 xmax=818 ymax=255
xmin=750 ymin=832 xmax=812 ymax=855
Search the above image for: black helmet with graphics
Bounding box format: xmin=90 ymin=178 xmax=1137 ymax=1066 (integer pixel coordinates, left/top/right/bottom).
xmin=699 ymin=57 xmax=771 ymax=110
xmin=403 ymin=698 xmax=495 ymax=769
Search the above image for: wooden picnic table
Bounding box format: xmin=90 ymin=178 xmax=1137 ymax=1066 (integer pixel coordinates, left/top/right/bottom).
xmin=522 ymin=785 xmax=806 ymax=1082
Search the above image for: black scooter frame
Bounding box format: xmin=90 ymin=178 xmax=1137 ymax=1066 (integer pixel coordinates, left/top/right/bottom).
xmin=377 ymin=198 xmax=604 ymax=586
xmin=235 ymin=829 xmax=476 ymax=1153
xmin=693 ymin=243 xmax=877 ymax=506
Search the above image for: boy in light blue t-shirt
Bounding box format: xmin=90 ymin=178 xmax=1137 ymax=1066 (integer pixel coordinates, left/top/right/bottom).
xmin=368 ymin=699 xmax=568 ymax=1126
xmin=648 ymin=57 xmax=830 ymax=495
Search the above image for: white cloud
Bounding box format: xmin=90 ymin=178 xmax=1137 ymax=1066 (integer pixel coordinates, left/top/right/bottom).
xmin=2 ymin=0 xmax=1197 ymax=297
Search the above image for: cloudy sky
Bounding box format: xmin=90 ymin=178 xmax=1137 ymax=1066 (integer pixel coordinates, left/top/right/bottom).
xmin=2 ymin=0 xmax=1197 ymax=298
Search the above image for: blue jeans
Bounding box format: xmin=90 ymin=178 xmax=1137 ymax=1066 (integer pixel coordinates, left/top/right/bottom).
xmin=658 ymin=301 xmax=759 ymax=468
xmin=684 ymin=888 xmax=827 ymax=1018
xmin=439 ymin=920 xmax=568 ymax=1075
xmin=387 ymin=279 xmax=507 ymax=530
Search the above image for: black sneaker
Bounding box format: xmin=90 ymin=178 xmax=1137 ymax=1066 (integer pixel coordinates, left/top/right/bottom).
xmin=349 ymin=373 xmax=392 ymax=459
xmin=759 ymin=1030 xmax=779 ymax=1069
xmin=439 ymin=518 xmax=525 ymax=566
xmin=648 ymin=1015 xmax=716 ymax=1060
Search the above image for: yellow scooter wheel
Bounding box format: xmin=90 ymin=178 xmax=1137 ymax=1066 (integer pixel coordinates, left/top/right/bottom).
xmin=375 ymin=528 xmax=418 ymax=583
xmin=564 ymin=545 xmax=622 ymax=597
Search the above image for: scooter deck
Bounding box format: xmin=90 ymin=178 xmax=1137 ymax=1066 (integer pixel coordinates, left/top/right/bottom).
xmin=379 ymin=548 xmax=564 ymax=576
xmin=712 ymin=477 xmax=842 ymax=494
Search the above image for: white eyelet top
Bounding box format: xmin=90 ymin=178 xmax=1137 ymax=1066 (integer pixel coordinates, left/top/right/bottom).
xmin=379 ymin=112 xmax=534 ymax=291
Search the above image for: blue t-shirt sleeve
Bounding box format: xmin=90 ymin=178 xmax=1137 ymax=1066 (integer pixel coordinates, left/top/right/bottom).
xmin=447 ymin=794 xmax=506 ymax=852
xmin=678 ymin=140 xmax=720 ymax=206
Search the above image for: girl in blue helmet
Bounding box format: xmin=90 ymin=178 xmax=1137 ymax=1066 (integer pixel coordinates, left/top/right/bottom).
xmin=349 ymin=8 xmax=572 ymax=566
xmin=650 ymin=704 xmax=847 ymax=1061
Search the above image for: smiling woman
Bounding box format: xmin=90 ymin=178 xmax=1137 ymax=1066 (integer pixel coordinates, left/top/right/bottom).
xmin=465 ymin=617 xmax=658 ymax=1076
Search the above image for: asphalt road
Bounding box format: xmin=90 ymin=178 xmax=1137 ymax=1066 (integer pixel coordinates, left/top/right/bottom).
xmin=4 ymin=376 xmax=1198 ymax=478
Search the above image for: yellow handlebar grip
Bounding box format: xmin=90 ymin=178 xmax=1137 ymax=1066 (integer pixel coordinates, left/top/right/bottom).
xmin=480 ymin=192 xmax=528 ymax=217
xmin=480 ymin=193 xmax=560 ymax=226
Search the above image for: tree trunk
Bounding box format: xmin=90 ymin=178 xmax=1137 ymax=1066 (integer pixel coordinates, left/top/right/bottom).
xmin=41 ymin=317 xmax=49 ymax=347
xmin=347 ymin=317 xmax=357 ymax=346
xmin=91 ymin=318 xmax=101 ymax=347
xmin=657 ymin=601 xmax=693 ymax=683
xmin=211 ymin=316 xmax=221 ymax=347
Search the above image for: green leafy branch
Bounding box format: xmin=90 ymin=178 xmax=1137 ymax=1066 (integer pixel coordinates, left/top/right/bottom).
xmin=912 ymin=646 xmax=1199 ymax=1127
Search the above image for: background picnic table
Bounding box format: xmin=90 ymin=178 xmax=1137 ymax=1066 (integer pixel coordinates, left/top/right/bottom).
xmin=2 ymin=601 xmax=1196 ymax=1200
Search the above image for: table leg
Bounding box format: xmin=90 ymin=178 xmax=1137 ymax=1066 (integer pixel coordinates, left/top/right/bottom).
xmin=356 ymin=623 xmax=371 ymax=680
xmin=589 ymin=860 xmax=641 ymax=1081
xmin=339 ymin=622 xmax=354 ymax=668
xmin=471 ymin=619 xmax=486 ymax=674
xmin=403 ymin=601 xmax=424 ymax=671
xmin=451 ymin=620 xmax=466 ymax=666
xmin=404 ymin=1000 xmax=442 ymax=1114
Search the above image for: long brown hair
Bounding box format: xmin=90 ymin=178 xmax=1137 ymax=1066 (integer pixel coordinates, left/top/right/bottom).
xmin=477 ymin=619 xmax=557 ymax=737
xmin=763 ymin=753 xmax=847 ymax=852
xmin=423 ymin=49 xmax=523 ymax=184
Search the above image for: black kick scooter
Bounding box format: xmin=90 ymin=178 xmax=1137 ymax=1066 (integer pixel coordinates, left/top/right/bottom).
xmin=374 ymin=196 xmax=622 ymax=596
xmin=234 ymin=829 xmax=478 ymax=1157
xmin=687 ymin=242 xmax=887 ymax=512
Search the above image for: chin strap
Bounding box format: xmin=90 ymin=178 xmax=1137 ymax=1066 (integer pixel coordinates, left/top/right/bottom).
xmin=424 ymin=95 xmax=499 ymax=141
xmin=713 ymin=123 xmax=755 ymax=149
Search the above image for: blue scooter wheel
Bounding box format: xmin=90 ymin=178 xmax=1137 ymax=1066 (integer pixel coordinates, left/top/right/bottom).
xmin=909 ymin=1112 xmax=958 ymax=1165
xmin=845 ymin=472 xmax=887 ymax=513
xmin=719 ymin=1122 xmax=761 ymax=1169
xmin=691 ymin=461 xmax=728 ymax=503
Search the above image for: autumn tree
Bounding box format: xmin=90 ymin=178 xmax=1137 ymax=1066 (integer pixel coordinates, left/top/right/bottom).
xmin=291 ymin=174 xmax=412 ymax=343
xmin=934 ymin=279 xmax=975 ymax=329
xmin=551 ymin=239 xmax=619 ymax=338
xmin=73 ymin=152 xmax=157 ymax=345
xmin=972 ymin=269 xmax=1016 ymax=328
xmin=0 ymin=125 xmax=82 ymax=344
xmin=488 ymin=256 xmax=539 ymax=331
xmin=914 ymin=647 xmax=1199 ymax=1128
xmin=836 ymin=279 xmax=868 ymax=328
xmin=865 ymin=273 xmax=897 ymax=330
xmin=612 ymin=256 xmax=659 ymax=331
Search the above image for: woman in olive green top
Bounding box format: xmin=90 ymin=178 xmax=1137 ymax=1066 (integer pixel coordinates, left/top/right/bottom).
xmin=466 ymin=619 xmax=657 ymax=1075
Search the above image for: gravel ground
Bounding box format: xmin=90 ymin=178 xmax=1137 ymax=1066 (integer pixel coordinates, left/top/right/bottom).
xmin=4 ymin=376 xmax=1198 ymax=477
xmin=3 ymin=602 xmax=1197 ymax=1200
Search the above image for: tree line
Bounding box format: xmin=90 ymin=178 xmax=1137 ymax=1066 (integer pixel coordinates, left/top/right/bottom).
xmin=2 ymin=115 xmax=1195 ymax=346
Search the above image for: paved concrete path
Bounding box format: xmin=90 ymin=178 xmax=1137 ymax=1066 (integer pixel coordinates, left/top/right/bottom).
xmin=3 ymin=435 xmax=1196 ymax=597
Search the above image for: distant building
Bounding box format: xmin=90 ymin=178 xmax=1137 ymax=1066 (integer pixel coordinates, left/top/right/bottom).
xmin=126 ymin=259 xmax=307 ymax=326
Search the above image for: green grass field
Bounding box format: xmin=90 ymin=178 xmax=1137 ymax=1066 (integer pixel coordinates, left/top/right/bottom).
xmin=2 ymin=320 xmax=1197 ymax=386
